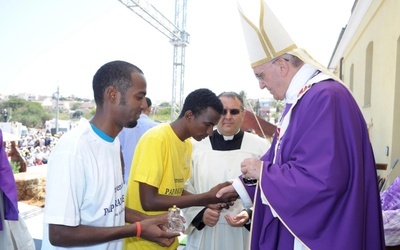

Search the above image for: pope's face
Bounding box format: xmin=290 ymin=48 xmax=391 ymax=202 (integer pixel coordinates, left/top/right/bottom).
xmin=253 ymin=58 xmax=288 ymax=101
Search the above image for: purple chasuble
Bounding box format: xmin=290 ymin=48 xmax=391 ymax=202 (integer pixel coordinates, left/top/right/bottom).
xmin=245 ymin=80 xmax=385 ymax=249
xmin=282 ymin=103 xmax=292 ymax=118
xmin=0 ymin=130 xmax=19 ymax=231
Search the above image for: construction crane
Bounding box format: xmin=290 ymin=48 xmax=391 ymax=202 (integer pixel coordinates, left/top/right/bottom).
xmin=117 ymin=0 xmax=189 ymax=120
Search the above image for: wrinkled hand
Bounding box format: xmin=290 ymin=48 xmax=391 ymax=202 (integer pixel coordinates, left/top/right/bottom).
xmin=202 ymin=208 xmax=221 ymax=227
xmin=225 ymin=210 xmax=249 ymax=227
xmin=139 ymin=215 xmax=180 ymax=247
xmin=241 ymin=158 xmax=262 ymax=180
xmin=209 ymin=181 xmax=238 ymax=203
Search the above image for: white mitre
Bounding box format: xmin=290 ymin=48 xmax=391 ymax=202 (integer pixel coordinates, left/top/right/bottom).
xmin=237 ymin=0 xmax=340 ymax=82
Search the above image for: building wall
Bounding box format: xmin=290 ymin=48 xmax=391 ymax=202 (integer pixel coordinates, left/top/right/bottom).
xmin=331 ymin=0 xmax=400 ymax=185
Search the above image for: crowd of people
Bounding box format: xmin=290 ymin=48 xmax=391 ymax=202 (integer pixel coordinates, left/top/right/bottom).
xmin=4 ymin=131 xmax=63 ymax=171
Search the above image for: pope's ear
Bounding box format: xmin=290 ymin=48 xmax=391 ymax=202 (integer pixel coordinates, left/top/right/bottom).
xmin=277 ymin=58 xmax=290 ymax=76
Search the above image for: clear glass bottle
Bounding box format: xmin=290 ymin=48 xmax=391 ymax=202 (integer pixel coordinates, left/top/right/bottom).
xmin=166 ymin=205 xmax=184 ymax=233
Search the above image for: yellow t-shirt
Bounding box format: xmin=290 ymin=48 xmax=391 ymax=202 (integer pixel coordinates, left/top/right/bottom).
xmin=124 ymin=123 xmax=192 ymax=250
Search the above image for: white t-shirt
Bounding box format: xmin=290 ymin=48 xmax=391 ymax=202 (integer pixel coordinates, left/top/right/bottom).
xmin=42 ymin=120 xmax=125 ymax=250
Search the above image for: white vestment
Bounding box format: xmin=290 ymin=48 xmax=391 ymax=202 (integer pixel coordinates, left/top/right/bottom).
xmin=0 ymin=191 xmax=35 ymax=250
xmin=183 ymin=132 xmax=270 ymax=250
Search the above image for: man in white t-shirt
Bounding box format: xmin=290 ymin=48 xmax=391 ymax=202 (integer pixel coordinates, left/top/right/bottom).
xmin=42 ymin=61 xmax=179 ymax=250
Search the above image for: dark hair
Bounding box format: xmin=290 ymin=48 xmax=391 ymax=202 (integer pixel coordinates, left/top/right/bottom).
xmin=178 ymin=88 xmax=223 ymax=118
xmin=218 ymin=91 xmax=244 ymax=110
xmin=145 ymin=97 xmax=152 ymax=108
xmin=92 ymin=61 xmax=143 ymax=106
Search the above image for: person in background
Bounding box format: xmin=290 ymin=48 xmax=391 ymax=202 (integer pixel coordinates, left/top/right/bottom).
xmin=182 ymin=91 xmax=270 ymax=250
xmin=123 ymin=88 xmax=239 ymax=250
xmin=44 ymin=133 xmax=52 ymax=147
xmin=217 ymin=1 xmax=385 ymax=249
xmin=41 ymin=60 xmax=180 ymax=250
xmin=0 ymin=130 xmax=35 ymax=249
xmin=119 ymin=96 xmax=159 ymax=184
xmin=9 ymin=140 xmax=27 ymax=172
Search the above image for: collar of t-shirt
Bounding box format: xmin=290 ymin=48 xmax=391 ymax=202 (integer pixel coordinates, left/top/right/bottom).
xmin=90 ymin=123 xmax=115 ymax=142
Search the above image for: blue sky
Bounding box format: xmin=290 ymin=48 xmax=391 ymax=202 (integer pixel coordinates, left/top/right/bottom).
xmin=0 ymin=0 xmax=354 ymax=103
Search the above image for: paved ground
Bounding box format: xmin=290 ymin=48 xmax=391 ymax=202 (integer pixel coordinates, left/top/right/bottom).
xmin=19 ymin=202 xmax=43 ymax=249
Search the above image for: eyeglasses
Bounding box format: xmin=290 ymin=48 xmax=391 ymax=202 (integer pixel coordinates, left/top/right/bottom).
xmin=255 ymin=58 xmax=289 ymax=82
xmin=222 ymin=108 xmax=242 ymax=116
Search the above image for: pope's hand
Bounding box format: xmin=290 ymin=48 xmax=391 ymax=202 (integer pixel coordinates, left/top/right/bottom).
xmin=241 ymin=158 xmax=262 ymax=180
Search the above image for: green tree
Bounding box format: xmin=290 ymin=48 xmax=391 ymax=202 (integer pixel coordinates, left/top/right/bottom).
xmin=71 ymin=103 xmax=82 ymax=110
xmin=87 ymin=108 xmax=96 ymax=119
xmin=72 ymin=110 xmax=83 ymax=119
xmin=153 ymin=106 xmax=171 ymax=123
xmin=271 ymin=100 xmax=284 ymax=123
xmin=1 ymin=98 xmax=50 ymax=128
xmin=159 ymin=102 xmax=170 ymax=107
xmin=239 ymin=90 xmax=247 ymax=101
xmin=56 ymin=109 xmax=71 ymax=120
xmin=3 ymin=97 xmax=25 ymax=110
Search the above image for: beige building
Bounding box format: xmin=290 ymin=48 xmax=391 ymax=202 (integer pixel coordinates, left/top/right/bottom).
xmin=329 ymin=0 xmax=400 ymax=187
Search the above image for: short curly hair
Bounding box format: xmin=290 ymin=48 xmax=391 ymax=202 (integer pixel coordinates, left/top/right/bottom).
xmin=178 ymin=88 xmax=223 ymax=118
xmin=92 ymin=61 xmax=143 ymax=106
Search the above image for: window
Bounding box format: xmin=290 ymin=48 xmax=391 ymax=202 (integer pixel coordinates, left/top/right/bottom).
xmin=364 ymin=42 xmax=373 ymax=107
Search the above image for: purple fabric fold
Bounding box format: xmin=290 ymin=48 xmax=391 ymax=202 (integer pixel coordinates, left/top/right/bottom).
xmin=248 ymin=80 xmax=385 ymax=249
xmin=0 ymin=130 xmax=19 ymax=231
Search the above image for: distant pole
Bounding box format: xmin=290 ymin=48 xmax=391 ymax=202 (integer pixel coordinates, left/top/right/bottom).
xmin=55 ymin=86 xmax=59 ymax=134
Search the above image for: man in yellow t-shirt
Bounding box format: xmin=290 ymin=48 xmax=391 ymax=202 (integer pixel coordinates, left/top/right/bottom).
xmin=124 ymin=88 xmax=239 ymax=250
